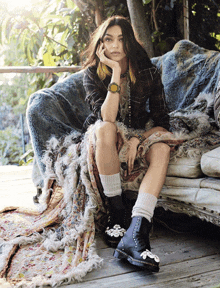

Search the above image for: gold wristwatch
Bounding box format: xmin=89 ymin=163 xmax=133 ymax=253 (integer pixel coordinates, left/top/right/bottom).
xmin=107 ymin=82 xmax=121 ymax=93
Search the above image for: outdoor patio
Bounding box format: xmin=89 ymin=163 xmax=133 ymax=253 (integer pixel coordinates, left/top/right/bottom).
xmin=1 ymin=165 xmax=220 ymax=288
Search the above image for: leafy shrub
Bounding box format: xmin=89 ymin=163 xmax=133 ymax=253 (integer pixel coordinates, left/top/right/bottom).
xmin=0 ymin=128 xmax=23 ymax=165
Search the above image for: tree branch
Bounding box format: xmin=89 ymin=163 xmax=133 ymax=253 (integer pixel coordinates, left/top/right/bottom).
xmin=94 ymin=0 xmax=104 ymax=26
xmin=126 ymin=0 xmax=154 ymax=58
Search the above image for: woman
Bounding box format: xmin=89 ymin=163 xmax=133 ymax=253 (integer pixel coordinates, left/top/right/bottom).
xmin=82 ymin=15 xmax=170 ymax=272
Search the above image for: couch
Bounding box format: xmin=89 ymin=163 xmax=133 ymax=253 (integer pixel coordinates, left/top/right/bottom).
xmin=28 ymin=40 xmax=220 ymax=227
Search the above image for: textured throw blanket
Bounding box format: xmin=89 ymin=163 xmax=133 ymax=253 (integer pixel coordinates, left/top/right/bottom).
xmin=0 ymin=122 xmax=185 ymax=287
xmin=1 ymin=40 xmax=220 ymax=287
xmin=151 ymin=39 xmax=220 ymax=112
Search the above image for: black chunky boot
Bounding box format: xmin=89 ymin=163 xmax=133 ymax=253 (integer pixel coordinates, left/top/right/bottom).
xmin=113 ymin=216 xmax=160 ymax=272
xmin=104 ymin=195 xmax=128 ymax=248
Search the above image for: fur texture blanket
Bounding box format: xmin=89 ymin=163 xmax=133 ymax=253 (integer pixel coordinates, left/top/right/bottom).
xmin=0 ymin=122 xmax=186 ymax=287
xmin=151 ymin=39 xmax=220 ymax=112
xmin=1 ymin=40 xmax=220 ymax=287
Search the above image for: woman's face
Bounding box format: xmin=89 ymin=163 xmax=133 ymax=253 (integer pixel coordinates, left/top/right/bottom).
xmin=102 ymin=25 xmax=127 ymax=63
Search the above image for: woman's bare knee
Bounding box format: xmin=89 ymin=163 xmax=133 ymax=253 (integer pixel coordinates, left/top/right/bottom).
xmin=154 ymin=126 xmax=168 ymax=132
xmin=146 ymin=142 xmax=170 ymax=163
xmin=95 ymin=121 xmax=117 ymax=144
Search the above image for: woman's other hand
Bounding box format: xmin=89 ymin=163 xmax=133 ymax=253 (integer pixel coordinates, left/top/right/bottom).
xmin=127 ymin=137 xmax=140 ymax=175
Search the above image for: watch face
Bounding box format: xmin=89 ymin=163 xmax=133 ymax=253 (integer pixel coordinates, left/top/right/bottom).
xmin=110 ymin=84 xmax=119 ymax=92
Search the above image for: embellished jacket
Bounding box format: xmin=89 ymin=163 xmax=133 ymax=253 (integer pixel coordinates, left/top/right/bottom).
xmin=82 ymin=63 xmax=170 ymax=132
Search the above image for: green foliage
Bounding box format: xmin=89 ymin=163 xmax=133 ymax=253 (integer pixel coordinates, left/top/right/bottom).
xmin=19 ymin=149 xmax=34 ymax=166
xmin=143 ymin=0 xmax=220 ymax=55
xmin=0 ymin=126 xmax=33 ymax=165
xmin=0 ymin=0 xmax=89 ymax=68
xmin=0 ymin=128 xmax=23 ymax=165
xmin=189 ymin=0 xmax=220 ymax=51
xmin=0 ymin=0 xmax=90 ymax=165
xmin=1 ymin=73 xmax=30 ymax=115
xmin=143 ymin=0 xmax=152 ymax=5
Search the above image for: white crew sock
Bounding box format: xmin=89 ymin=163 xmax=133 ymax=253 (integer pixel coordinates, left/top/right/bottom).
xmin=99 ymin=173 xmax=122 ymax=197
xmin=132 ymin=192 xmax=158 ymax=222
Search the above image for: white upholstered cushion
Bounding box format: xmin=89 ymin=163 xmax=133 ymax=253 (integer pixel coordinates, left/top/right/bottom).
xmin=167 ymin=155 xmax=203 ymax=178
xmin=162 ymin=176 xmax=220 ymax=213
xmin=201 ymin=146 xmax=220 ymax=177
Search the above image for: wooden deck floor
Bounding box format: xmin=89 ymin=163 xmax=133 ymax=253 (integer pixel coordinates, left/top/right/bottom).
xmin=1 ymin=165 xmax=220 ymax=288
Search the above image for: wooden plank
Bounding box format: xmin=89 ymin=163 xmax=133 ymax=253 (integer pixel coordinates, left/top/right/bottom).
xmin=0 ymin=66 xmax=81 ymax=73
xmin=1 ymin=166 xmax=220 ymax=288
xmin=0 ymin=165 xmax=33 ymax=181
xmin=0 ymin=166 xmax=36 ymax=210
xmin=69 ymin=254 xmax=220 ymax=288
xmin=147 ymin=270 xmax=220 ymax=288
xmin=78 ymin=227 xmax=219 ymax=284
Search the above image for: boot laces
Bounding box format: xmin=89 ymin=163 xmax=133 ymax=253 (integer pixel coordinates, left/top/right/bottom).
xmin=136 ymin=231 xmax=148 ymax=250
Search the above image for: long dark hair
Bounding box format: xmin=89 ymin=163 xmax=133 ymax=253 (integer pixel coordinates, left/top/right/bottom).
xmin=81 ymin=15 xmax=152 ymax=78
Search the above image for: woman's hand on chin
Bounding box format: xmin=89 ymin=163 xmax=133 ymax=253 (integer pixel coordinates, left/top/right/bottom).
xmin=96 ymin=42 xmax=121 ymax=71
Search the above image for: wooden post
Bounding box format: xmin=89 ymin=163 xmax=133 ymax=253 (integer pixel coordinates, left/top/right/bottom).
xmin=183 ymin=0 xmax=189 ymax=40
xmin=20 ymin=114 xmax=26 ymax=161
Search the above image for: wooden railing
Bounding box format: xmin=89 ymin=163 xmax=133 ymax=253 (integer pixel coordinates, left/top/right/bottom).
xmin=0 ymin=66 xmax=81 ymax=74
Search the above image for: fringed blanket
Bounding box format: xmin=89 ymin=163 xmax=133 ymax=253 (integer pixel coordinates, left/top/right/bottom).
xmin=0 ymin=122 xmax=180 ymax=287
xmin=0 ymin=126 xmax=106 ymax=287
xmin=1 ymin=111 xmax=220 ymax=287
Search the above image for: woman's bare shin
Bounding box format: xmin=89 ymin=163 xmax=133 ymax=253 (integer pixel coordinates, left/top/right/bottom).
xmin=139 ymin=143 xmax=170 ymax=198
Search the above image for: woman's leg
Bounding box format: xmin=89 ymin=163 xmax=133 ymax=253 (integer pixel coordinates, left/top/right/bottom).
xmin=95 ymin=121 xmax=126 ymax=247
xmin=95 ymin=121 xmax=120 ymax=175
xmin=114 ymin=142 xmax=170 ymax=271
xmin=132 ymin=142 xmax=170 ymax=221
xmin=140 ymin=142 xmax=171 ymax=197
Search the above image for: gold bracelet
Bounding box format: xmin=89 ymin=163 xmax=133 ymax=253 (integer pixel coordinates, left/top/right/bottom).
xmin=132 ymin=133 xmax=146 ymax=143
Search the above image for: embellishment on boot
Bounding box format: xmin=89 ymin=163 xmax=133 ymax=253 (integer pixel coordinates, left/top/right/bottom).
xmin=140 ymin=249 xmax=160 ymax=263
xmin=106 ymin=224 xmax=126 ymax=237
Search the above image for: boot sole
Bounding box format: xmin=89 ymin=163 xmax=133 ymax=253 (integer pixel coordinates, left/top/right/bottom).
xmin=113 ymin=248 xmax=159 ymax=272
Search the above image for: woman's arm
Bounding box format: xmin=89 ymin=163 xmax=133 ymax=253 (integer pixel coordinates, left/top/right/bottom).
xmin=96 ymin=42 xmax=122 ymax=123
xmin=101 ymin=65 xmax=121 ymax=122
xmin=83 ymin=43 xmax=122 ymax=124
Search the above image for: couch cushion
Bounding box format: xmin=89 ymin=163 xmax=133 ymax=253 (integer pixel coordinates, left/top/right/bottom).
xmin=165 ymin=176 xmax=203 ymax=188
xmin=165 ymin=176 xmax=220 ymax=190
xmin=167 ymin=154 xmax=203 ymax=178
xmin=161 ymin=176 xmax=220 ymax=214
xmin=201 ymin=146 xmax=220 ymax=177
xmin=195 ymin=188 xmax=220 ymax=212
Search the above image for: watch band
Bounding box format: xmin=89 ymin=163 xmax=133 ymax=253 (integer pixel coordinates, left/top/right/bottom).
xmin=107 ymin=82 xmax=121 ymax=93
